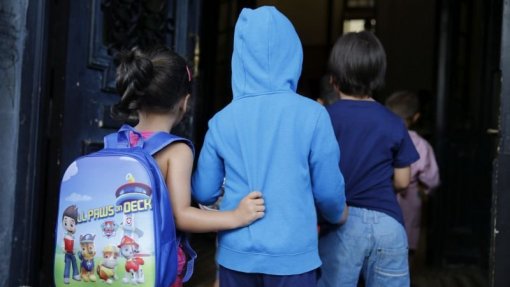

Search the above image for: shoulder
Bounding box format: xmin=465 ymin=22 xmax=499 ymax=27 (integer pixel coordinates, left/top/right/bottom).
xmin=408 ymin=130 xmax=423 ymax=145
xmin=213 ymin=92 xmax=326 ymax=121
xmin=277 ymin=92 xmax=329 ymax=116
xmin=207 ymin=104 xmax=232 ymax=128
xmin=375 ymin=104 xmax=408 ymax=135
xmin=155 ymin=141 xmax=194 ymax=164
xmin=290 ymin=95 xmax=331 ymax=127
xmin=294 ymin=92 xmax=324 ymax=108
xmin=289 ymin=94 xmax=328 ymax=115
xmin=154 ymin=141 xmax=193 ymax=178
xmin=327 ymin=100 xmax=402 ymax=124
xmin=161 ymin=141 xmax=193 ymax=155
xmin=409 ymin=130 xmax=434 ymax=152
xmin=375 ymin=103 xmax=404 ymax=124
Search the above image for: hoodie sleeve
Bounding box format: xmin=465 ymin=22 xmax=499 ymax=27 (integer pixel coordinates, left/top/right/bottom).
xmin=192 ymin=123 xmax=225 ymax=205
xmin=309 ymin=108 xmax=346 ymax=223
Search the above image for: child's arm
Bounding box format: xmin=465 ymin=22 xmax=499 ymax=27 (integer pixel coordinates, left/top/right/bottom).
xmin=192 ymin=127 xmax=225 ymax=204
xmin=393 ymin=122 xmax=419 ymax=193
xmin=160 ymin=142 xmax=265 ymax=233
xmin=418 ymin=142 xmax=440 ymax=191
xmin=310 ymin=109 xmax=346 ymax=224
xmin=393 ymin=166 xmax=411 ymax=191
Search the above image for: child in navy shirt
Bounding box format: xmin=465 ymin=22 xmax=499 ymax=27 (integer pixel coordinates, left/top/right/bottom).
xmin=318 ymin=31 xmax=419 ymax=287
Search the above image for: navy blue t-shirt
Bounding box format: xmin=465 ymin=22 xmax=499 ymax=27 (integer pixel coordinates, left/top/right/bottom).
xmin=326 ymin=100 xmax=419 ymax=225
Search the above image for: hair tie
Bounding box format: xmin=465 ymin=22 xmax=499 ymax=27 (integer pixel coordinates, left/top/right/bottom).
xmin=185 ymin=65 xmax=192 ymax=82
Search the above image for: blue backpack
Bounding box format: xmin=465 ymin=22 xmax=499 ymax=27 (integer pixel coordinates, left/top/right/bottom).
xmin=54 ymin=125 xmax=196 ymax=286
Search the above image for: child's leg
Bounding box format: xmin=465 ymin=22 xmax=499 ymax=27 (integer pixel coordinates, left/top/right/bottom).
xmin=398 ymin=189 xmax=422 ymax=251
xmin=364 ymin=211 xmax=409 ymax=287
xmin=219 ymin=266 xmax=260 ymax=287
xmin=318 ymin=207 xmax=370 ymax=287
xmin=262 ymin=270 xmax=317 ymax=287
xmin=63 ymin=254 xmax=71 ymax=280
xmin=70 ymin=255 xmax=80 ymax=280
xmin=219 ymin=266 xmax=317 ymax=287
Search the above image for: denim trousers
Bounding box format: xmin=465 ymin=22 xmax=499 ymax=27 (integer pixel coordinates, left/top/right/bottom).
xmin=318 ymin=207 xmax=409 ymax=287
xmin=63 ymin=252 xmax=79 ymax=278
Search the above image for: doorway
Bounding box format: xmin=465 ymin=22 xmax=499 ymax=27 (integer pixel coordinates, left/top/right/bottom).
xmin=195 ymin=0 xmax=505 ymax=286
xmin=9 ymin=0 xmax=507 ymax=285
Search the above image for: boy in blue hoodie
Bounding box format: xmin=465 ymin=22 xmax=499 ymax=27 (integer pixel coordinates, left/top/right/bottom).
xmin=192 ymin=6 xmax=347 ymax=287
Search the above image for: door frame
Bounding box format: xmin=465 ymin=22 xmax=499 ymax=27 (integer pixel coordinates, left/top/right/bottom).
xmin=490 ymin=0 xmax=510 ymax=285
xmin=8 ymin=0 xmax=50 ymax=285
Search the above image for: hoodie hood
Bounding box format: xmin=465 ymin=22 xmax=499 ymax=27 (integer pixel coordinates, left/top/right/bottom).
xmin=232 ymin=6 xmax=303 ymax=99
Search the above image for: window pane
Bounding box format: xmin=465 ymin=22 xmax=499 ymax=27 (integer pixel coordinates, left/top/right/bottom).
xmin=343 ymin=19 xmax=365 ymax=33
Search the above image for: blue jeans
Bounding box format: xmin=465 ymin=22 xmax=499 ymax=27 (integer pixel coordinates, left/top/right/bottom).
xmin=219 ymin=265 xmax=317 ymax=287
xmin=318 ymin=207 xmax=409 ymax=287
xmin=63 ymin=252 xmax=79 ymax=279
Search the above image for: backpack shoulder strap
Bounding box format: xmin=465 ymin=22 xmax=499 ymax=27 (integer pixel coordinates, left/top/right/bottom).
xmin=143 ymin=132 xmax=195 ymax=156
xmin=103 ymin=124 xmax=140 ymax=149
xmin=177 ymin=234 xmax=197 ymax=283
xmin=103 ymin=125 xmax=194 ymax=155
xmin=145 ymin=134 xmax=197 ymax=282
xmin=103 ymin=133 xmax=118 ymax=149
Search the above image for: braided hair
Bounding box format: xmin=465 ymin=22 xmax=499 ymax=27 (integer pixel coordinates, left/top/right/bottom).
xmin=112 ymin=46 xmax=192 ymax=120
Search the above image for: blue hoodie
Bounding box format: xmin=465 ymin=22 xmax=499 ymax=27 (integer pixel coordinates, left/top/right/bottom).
xmin=192 ymin=6 xmax=346 ymax=275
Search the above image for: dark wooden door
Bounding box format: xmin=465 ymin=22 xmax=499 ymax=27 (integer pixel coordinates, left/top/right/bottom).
xmin=40 ymin=0 xmax=201 ymax=285
xmin=430 ymin=0 xmax=503 ymax=273
xmin=491 ymin=0 xmax=510 ymax=285
xmin=59 ymin=0 xmax=200 ymax=165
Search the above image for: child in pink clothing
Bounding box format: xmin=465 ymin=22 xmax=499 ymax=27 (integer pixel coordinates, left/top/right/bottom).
xmin=386 ymin=91 xmax=440 ymax=251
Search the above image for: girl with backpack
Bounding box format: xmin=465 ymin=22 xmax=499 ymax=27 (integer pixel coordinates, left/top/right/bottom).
xmin=113 ymin=45 xmax=266 ymax=286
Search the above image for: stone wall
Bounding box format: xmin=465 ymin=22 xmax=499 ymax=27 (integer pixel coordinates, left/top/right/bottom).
xmin=0 ymin=0 xmax=29 ymax=285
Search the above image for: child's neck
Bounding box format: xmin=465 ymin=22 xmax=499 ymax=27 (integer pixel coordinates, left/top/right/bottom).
xmin=340 ymin=92 xmax=374 ymax=101
xmin=135 ymin=111 xmax=178 ymax=133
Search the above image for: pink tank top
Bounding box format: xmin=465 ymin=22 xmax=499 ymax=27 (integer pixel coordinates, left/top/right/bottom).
xmin=129 ymin=131 xmax=155 ymax=146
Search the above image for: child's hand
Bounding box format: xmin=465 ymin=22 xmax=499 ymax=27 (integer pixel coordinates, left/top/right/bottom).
xmin=234 ymin=191 xmax=265 ymax=227
xmin=338 ymin=204 xmax=349 ymax=224
xmin=398 ymin=189 xmax=408 ymax=197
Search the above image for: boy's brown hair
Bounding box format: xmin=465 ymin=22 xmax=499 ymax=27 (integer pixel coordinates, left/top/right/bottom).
xmin=385 ymin=91 xmax=420 ymax=122
xmin=328 ymin=31 xmax=386 ymax=97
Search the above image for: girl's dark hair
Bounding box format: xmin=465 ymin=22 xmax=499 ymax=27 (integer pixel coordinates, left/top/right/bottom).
xmin=112 ymin=46 xmax=192 ymax=120
xmin=328 ymin=31 xmax=386 ymax=97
